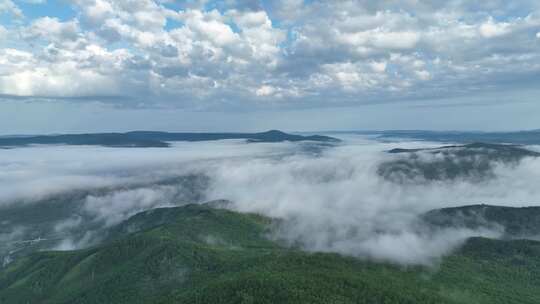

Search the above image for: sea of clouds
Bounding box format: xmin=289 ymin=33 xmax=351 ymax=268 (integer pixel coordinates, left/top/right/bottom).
xmin=2 ymin=135 xmax=540 ymax=265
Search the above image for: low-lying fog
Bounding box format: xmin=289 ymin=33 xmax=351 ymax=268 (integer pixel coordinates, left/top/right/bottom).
xmin=2 ymin=135 xmax=540 ymax=265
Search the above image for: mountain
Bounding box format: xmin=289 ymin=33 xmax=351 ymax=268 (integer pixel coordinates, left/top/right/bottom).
xmin=0 ymin=133 xmax=170 ymax=148
xmin=387 ymin=142 xmax=540 ymax=157
xmin=378 ymin=142 xmax=539 ymax=182
xmin=341 ymin=129 xmax=540 ymax=145
xmin=0 ymin=130 xmax=340 ymax=148
xmin=422 ymin=204 xmax=540 ymax=238
xmin=3 ymin=203 xmax=540 ymax=303
xmin=0 ymin=174 xmax=211 ymax=266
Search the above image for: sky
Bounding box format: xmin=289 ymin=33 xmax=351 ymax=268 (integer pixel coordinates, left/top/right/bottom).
xmin=1 ymin=0 xmax=540 ymax=133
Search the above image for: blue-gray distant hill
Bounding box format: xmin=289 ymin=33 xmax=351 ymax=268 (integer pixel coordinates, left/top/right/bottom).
xmin=379 ymin=142 xmax=540 ymax=183
xmin=0 ymin=130 xmax=339 ymax=148
xmin=336 ymin=129 xmax=540 ymax=145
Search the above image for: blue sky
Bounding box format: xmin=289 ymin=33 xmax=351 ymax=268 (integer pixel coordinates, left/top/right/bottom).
xmin=1 ymin=0 xmax=540 ymax=133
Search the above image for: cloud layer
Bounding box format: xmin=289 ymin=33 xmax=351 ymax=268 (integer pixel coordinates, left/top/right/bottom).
xmin=2 ymin=136 xmax=540 ymax=264
xmin=1 ymin=0 xmax=540 ymax=109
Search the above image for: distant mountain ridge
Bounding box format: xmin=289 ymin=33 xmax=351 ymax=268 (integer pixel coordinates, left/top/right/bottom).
xmin=379 ymin=142 xmax=539 ymax=182
xmin=0 ymin=130 xmax=340 ymax=148
xmin=387 ymin=142 xmax=540 ymax=155
xmin=422 ymin=204 xmax=540 ymax=238
xmin=330 ymin=129 xmax=540 ymax=145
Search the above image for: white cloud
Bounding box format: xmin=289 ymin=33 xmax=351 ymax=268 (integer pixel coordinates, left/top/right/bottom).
xmin=80 ymin=0 xmax=114 ymax=24
xmin=181 ymin=10 xmax=240 ymax=47
xmin=370 ymin=61 xmax=387 ymax=73
xmin=1 ymin=1 xmax=540 ymax=109
xmin=415 ymin=70 xmax=431 ymax=80
xmin=479 ymin=17 xmax=511 ymax=38
xmin=0 ymin=46 xmax=132 ymax=97
xmin=229 ymin=10 xmax=286 ymax=64
xmin=84 ymin=186 xmax=178 ymax=226
xmin=0 ymin=0 xmax=23 ymax=18
xmin=3 ymin=137 xmax=539 ymax=264
xmin=255 ymin=85 xmax=276 ymax=96
xmin=24 ymin=17 xmax=81 ymax=42
xmin=371 ymin=30 xmax=420 ymax=50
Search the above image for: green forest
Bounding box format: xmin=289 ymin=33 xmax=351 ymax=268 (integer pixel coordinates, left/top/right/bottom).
xmin=2 ymin=203 xmax=540 ymax=304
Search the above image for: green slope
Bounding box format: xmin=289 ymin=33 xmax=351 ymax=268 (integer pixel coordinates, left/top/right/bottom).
xmin=2 ymin=204 xmax=540 ymax=304
xmin=422 ymin=204 xmax=540 ymax=237
xmin=379 ymin=142 xmax=539 ymax=182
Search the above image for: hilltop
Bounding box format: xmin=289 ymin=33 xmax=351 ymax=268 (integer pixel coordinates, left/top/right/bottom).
xmin=422 ymin=204 xmax=540 ymax=237
xmin=379 ymin=142 xmax=539 ymax=182
xmin=334 ymin=129 xmax=540 ymax=145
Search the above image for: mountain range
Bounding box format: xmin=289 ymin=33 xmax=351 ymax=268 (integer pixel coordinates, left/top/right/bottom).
xmin=378 ymin=142 xmax=539 ymax=182
xmin=0 ymin=130 xmax=339 ymax=148
xmin=2 ymin=202 xmax=540 ymax=303
xmin=2 ymin=139 xmax=540 ymax=303
xmin=329 ymin=129 xmax=540 ymax=145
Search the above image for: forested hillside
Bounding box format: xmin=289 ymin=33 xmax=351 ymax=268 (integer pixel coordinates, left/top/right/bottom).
xmin=2 ymin=203 xmax=540 ymax=304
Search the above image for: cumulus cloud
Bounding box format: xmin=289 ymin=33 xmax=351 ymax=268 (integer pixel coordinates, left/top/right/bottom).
xmin=24 ymin=17 xmax=81 ymax=42
xmin=0 ymin=0 xmax=539 ymax=109
xmin=255 ymin=85 xmax=276 ymax=97
xmin=0 ymin=44 xmax=137 ymax=98
xmin=479 ymin=17 xmax=512 ymax=38
xmin=415 ymin=70 xmax=431 ymax=80
xmin=370 ymin=61 xmax=387 ymax=73
xmin=2 ymin=137 xmax=540 ymax=265
xmin=0 ymin=0 xmax=23 ymax=18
